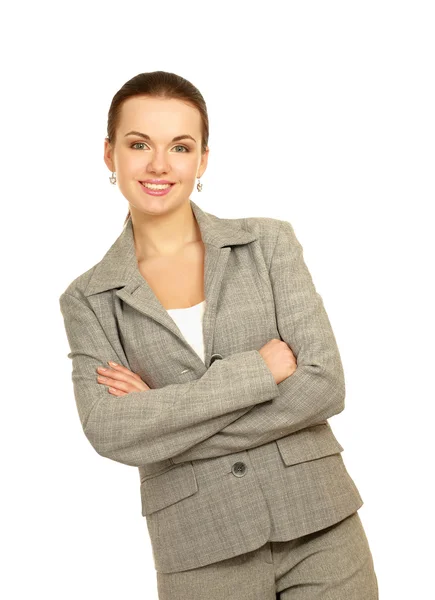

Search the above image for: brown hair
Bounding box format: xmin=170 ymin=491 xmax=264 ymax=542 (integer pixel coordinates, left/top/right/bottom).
xmin=105 ymin=71 xmax=209 ymax=226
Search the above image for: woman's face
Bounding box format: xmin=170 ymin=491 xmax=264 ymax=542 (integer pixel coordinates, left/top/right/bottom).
xmin=104 ymin=95 xmax=209 ymax=217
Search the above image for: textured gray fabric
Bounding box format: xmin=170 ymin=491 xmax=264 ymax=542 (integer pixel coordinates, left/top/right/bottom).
xmin=59 ymin=200 xmax=365 ymax=573
xmin=156 ymin=511 xmax=379 ymax=599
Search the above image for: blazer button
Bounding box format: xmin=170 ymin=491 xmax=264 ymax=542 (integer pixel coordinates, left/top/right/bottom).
xmin=210 ymin=353 xmax=223 ymax=365
xmin=231 ymin=461 xmax=247 ymax=477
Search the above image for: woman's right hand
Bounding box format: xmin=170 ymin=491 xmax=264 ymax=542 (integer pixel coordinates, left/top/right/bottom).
xmin=259 ymin=338 xmax=297 ymax=384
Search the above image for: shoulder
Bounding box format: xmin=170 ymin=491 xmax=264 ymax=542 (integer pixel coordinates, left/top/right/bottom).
xmin=60 ymin=263 xmax=98 ymax=304
xmin=224 ymin=214 xmax=294 ymax=266
xmin=221 ymin=213 xmax=284 ymax=242
xmin=240 ymin=215 xmax=300 ymax=247
xmin=239 ymin=215 xmax=283 ymax=235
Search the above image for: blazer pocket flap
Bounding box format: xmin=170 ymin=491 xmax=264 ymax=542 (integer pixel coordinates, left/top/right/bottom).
xmin=140 ymin=462 xmax=198 ymax=516
xmin=276 ymin=422 xmax=344 ymax=467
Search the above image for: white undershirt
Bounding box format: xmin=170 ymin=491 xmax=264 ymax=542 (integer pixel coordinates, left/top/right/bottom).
xmin=166 ymin=300 xmax=206 ymax=363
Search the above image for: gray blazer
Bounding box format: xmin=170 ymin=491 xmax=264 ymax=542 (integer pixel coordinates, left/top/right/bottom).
xmin=59 ymin=199 xmax=363 ymax=574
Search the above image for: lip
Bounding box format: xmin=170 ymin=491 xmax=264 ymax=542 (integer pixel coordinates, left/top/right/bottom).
xmin=140 ymin=179 xmax=175 ymax=184
xmin=139 ymin=181 xmax=175 ymax=197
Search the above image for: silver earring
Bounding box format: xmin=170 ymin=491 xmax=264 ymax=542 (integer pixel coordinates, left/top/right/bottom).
xmin=197 ymin=177 xmax=203 ymax=192
xmin=109 ymin=172 xmax=117 ymax=185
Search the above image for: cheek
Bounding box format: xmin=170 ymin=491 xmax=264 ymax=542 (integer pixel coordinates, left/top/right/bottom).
xmin=117 ymin=152 xmax=143 ymax=173
xmin=173 ymin=162 xmax=197 ymax=181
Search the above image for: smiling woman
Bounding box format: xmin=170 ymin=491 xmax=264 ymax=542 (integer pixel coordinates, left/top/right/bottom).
xmin=105 ymin=93 xmax=208 ymax=214
xmin=103 ymin=71 xmax=209 ymax=229
xmin=59 ymin=70 xmax=379 ymax=599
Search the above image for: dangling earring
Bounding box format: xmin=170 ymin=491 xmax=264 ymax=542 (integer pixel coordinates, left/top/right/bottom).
xmin=109 ymin=172 xmax=117 ymax=185
xmin=196 ymin=177 xmax=203 ymax=192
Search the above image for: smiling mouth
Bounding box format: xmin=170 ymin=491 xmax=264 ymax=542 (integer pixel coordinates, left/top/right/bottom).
xmin=140 ymin=182 xmax=175 ymax=190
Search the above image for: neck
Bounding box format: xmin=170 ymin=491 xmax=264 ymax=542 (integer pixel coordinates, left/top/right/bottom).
xmin=130 ymin=200 xmax=202 ymax=260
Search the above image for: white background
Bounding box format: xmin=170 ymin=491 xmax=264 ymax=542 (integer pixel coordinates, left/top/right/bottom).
xmin=1 ymin=1 xmax=434 ymax=598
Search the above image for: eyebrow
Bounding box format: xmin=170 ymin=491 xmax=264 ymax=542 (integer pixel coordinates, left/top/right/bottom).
xmin=124 ymin=131 xmax=196 ymax=143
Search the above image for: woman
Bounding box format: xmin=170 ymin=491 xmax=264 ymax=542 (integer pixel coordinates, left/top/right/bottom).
xmin=59 ymin=70 xmax=379 ymax=599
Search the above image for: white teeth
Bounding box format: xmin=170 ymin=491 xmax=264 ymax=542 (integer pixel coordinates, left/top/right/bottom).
xmin=142 ymin=182 xmax=172 ymax=190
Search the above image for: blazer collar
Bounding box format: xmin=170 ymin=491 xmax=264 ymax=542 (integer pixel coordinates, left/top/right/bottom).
xmin=84 ymin=199 xmax=257 ymax=297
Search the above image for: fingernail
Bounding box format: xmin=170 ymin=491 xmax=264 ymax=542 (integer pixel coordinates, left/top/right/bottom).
xmin=108 ymin=361 xmax=118 ymax=367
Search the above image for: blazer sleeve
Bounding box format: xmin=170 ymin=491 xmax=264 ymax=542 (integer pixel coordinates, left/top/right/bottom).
xmin=59 ymin=292 xmax=279 ymax=467
xmin=171 ymin=219 xmax=346 ymax=463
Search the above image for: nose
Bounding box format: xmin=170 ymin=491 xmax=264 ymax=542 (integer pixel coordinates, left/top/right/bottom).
xmin=146 ymin=148 xmax=171 ymax=175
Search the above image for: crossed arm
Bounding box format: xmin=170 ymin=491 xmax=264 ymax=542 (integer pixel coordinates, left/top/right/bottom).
xmin=59 ymin=219 xmax=345 ymax=468
xmin=170 ymin=220 xmax=346 ymax=463
xmin=59 ymin=291 xmax=280 ymax=466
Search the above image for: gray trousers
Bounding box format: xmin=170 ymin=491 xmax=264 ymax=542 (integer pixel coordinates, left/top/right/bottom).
xmin=156 ymin=511 xmax=379 ymax=599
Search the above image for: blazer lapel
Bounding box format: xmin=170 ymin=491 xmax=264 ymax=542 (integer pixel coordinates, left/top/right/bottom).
xmin=83 ymin=200 xmax=257 ymax=368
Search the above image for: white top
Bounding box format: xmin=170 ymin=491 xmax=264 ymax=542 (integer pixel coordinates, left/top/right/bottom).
xmin=166 ymin=300 xmax=206 ymax=363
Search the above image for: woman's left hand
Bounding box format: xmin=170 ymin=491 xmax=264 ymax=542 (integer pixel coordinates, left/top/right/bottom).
xmin=96 ymin=361 xmax=150 ymax=396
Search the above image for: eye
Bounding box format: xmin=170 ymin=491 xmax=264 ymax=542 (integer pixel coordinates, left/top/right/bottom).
xmin=130 ymin=142 xmax=190 ymax=152
xmin=172 ymin=145 xmax=189 ymax=153
xmin=131 ymin=142 xmax=148 ymax=150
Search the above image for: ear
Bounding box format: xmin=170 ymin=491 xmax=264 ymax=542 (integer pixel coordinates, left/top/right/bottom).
xmin=198 ymin=147 xmax=210 ymax=178
xmin=103 ymin=137 xmax=115 ymax=172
